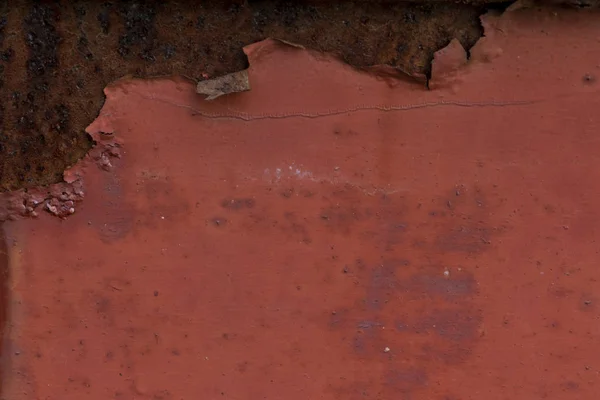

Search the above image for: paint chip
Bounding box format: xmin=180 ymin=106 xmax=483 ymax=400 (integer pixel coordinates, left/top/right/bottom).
xmin=196 ymin=69 xmax=250 ymax=100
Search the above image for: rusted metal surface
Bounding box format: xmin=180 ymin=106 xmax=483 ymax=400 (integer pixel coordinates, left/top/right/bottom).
xmin=3 ymin=0 xmax=598 ymax=191
xmin=2 ymin=7 xmax=600 ymax=399
xmin=0 ymin=0 xmax=494 ymax=191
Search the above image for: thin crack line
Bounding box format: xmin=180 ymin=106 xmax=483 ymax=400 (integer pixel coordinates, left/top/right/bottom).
xmin=136 ymin=92 xmax=539 ymax=122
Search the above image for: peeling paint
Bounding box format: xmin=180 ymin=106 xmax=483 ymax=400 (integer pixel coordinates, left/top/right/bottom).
xmin=3 ymin=7 xmax=600 ymax=400
xmin=0 ymin=130 xmax=120 ymax=222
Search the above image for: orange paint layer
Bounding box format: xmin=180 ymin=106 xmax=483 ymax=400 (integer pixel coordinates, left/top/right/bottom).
xmin=2 ymin=8 xmax=600 ymax=400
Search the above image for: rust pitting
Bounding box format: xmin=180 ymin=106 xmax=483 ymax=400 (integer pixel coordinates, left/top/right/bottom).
xmin=0 ymin=131 xmax=120 ymax=222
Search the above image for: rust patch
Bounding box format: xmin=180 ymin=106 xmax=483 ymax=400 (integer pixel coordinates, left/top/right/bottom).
xmin=0 ymin=0 xmax=491 ymax=191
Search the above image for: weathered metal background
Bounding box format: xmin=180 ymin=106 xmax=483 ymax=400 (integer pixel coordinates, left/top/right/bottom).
xmin=3 ymin=7 xmax=600 ymax=397
xmin=0 ymin=0 xmax=499 ymax=190
xmin=2 ymin=0 xmax=598 ymax=191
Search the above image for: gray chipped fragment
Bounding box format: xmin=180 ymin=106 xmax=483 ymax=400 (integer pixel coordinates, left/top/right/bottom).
xmin=196 ymin=69 xmax=250 ymax=101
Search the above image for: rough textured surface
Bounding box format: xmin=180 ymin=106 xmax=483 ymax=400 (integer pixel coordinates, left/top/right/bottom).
xmin=3 ymin=7 xmax=600 ymax=399
xmin=0 ymin=0 xmax=504 ymax=191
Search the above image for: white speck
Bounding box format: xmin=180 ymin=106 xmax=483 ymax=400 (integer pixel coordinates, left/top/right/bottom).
xmin=443 ymin=269 xmax=450 ymax=277
xmin=384 ymin=347 xmax=390 ymax=353
xmin=161 ymin=216 xmax=165 ymax=220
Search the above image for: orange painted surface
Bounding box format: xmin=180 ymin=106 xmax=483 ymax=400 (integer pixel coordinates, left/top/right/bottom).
xmin=2 ymin=8 xmax=600 ymax=400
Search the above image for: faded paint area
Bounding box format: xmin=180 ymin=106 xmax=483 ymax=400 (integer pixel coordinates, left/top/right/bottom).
xmin=2 ymin=7 xmax=600 ymax=400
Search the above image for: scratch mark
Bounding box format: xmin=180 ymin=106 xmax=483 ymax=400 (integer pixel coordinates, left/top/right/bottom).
xmin=138 ymin=93 xmax=537 ymax=121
